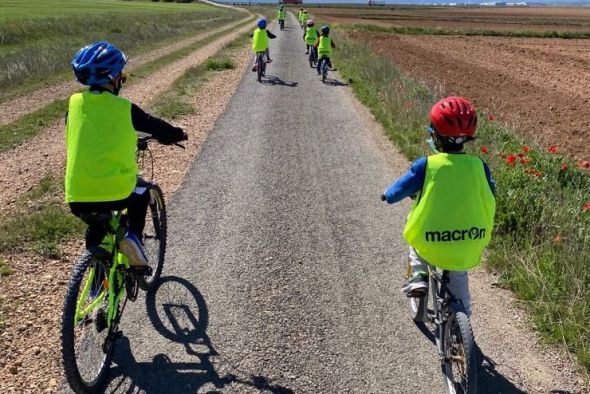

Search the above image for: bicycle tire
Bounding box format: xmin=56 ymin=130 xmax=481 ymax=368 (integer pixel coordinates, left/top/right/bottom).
xmin=441 ymin=310 xmax=478 ymax=394
xmin=257 ymin=54 xmax=264 ymax=82
xmin=61 ymin=251 xmax=115 ymax=394
xmin=138 ymin=184 xmax=167 ymax=291
xmin=408 ymin=293 xmax=428 ymax=323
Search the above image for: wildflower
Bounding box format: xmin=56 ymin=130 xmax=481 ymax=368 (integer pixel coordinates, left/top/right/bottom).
xmin=552 ymin=235 xmax=562 ymax=245
xmin=535 ymin=171 xmax=543 ymax=177
xmin=523 ymin=146 xmax=530 ymax=153
xmin=547 ymin=146 xmax=558 ymax=154
xmin=481 ymin=146 xmax=488 ymax=154
xmin=585 ymin=203 xmax=590 ymax=212
xmin=578 ymin=160 xmax=590 ymax=169
xmin=524 ymin=167 xmax=542 ymax=177
xmin=561 ymin=162 xmax=568 ymax=171
xmin=505 ymin=154 xmax=517 ymax=166
xmin=520 ymin=158 xmax=531 ymax=165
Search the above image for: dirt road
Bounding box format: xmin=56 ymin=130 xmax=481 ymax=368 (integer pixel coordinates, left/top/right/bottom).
xmin=60 ymin=13 xmax=584 ymax=394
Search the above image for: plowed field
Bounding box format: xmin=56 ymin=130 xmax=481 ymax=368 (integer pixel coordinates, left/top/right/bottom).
xmin=312 ymin=6 xmax=590 ymax=33
xmin=341 ymin=30 xmax=590 ymax=160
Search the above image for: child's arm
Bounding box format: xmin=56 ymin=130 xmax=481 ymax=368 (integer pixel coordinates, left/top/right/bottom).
xmin=482 ymin=160 xmax=496 ymax=195
xmin=382 ymin=157 xmax=427 ymax=204
xmin=331 ymin=39 xmax=336 ymax=49
xmin=267 ymin=30 xmax=277 ymax=39
xmin=313 ymin=38 xmax=320 ymax=48
xmin=131 ymin=104 xmax=186 ymax=144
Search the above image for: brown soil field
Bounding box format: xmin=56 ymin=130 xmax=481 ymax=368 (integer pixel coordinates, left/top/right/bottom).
xmin=343 ymin=30 xmax=590 ymax=160
xmin=311 ymin=6 xmax=590 ymax=32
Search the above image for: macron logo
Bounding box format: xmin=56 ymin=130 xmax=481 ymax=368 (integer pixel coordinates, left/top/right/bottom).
xmin=425 ymin=227 xmax=485 ymax=242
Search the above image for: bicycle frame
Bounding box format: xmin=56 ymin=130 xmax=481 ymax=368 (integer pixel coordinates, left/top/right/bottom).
xmin=74 ymin=213 xmax=130 ymax=329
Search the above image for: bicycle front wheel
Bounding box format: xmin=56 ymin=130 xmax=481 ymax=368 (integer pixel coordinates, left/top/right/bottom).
xmin=441 ymin=310 xmax=478 ymax=394
xmin=61 ymin=251 xmax=115 ymax=393
xmin=139 ymin=184 xmax=167 ymax=291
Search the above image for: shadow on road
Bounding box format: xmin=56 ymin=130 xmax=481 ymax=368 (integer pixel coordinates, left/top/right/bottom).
xmin=322 ymin=77 xmax=349 ymax=87
xmin=261 ymin=75 xmax=298 ymax=87
xmin=413 ymin=321 xmax=528 ymax=394
xmin=106 ymin=276 xmax=293 ymax=393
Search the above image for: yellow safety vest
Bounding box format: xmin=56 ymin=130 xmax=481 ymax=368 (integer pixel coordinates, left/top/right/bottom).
xmin=318 ymin=36 xmax=333 ymax=57
xmin=305 ymin=27 xmax=318 ymax=45
xmin=403 ymin=153 xmax=496 ymax=271
xmin=65 ymin=91 xmax=137 ymax=203
xmin=252 ymin=28 xmax=268 ymax=52
xmin=278 ymin=10 xmax=286 ymax=20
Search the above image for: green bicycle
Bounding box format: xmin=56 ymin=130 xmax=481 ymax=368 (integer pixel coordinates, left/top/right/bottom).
xmin=61 ymin=136 xmax=168 ymax=393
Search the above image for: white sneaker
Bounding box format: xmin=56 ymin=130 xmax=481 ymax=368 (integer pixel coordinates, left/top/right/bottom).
xmin=119 ymin=233 xmax=149 ymax=269
xmin=401 ymin=276 xmax=428 ymax=297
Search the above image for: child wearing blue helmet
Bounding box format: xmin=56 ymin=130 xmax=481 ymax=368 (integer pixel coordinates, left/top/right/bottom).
xmin=250 ymin=18 xmax=276 ymax=72
xmin=66 ymin=41 xmax=187 ymax=271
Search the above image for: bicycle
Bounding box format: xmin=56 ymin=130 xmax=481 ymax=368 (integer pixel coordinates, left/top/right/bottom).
xmin=279 ymin=19 xmax=285 ymax=30
xmin=408 ymin=264 xmax=479 ymax=394
xmin=308 ymin=46 xmax=318 ymax=68
xmin=61 ymin=136 xmax=175 ymax=393
xmin=255 ymin=51 xmax=266 ymax=83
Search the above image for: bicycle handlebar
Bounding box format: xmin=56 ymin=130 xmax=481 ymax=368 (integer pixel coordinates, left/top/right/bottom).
xmin=137 ymin=135 xmax=187 ymax=151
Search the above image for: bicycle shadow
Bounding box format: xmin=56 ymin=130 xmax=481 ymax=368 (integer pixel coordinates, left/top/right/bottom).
xmin=261 ymin=75 xmax=298 ymax=87
xmin=413 ymin=321 xmax=528 ymax=394
xmin=106 ymin=276 xmax=293 ymax=393
xmin=321 ymin=77 xmax=349 ymax=87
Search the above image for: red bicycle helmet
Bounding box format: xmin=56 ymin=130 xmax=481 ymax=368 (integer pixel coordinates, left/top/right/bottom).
xmin=429 ymin=97 xmax=477 ymax=138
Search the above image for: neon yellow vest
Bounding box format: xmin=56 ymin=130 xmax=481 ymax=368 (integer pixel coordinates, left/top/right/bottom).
xmin=301 ymin=13 xmax=309 ymax=23
xmin=252 ymin=28 xmax=268 ymax=52
xmin=278 ymin=10 xmax=286 ymax=20
xmin=65 ymin=91 xmax=137 ymax=203
xmin=403 ymin=154 xmax=496 ymax=271
xmin=318 ymin=36 xmax=332 ymax=57
xmin=298 ymin=11 xmax=303 ymax=21
xmin=305 ymin=27 xmax=318 ymax=45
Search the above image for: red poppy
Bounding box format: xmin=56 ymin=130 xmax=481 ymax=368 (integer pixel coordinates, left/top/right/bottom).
xmin=578 ymin=160 xmax=590 ymax=169
xmin=547 ymin=146 xmax=558 ymax=154
xmin=522 ymin=146 xmax=530 ymax=153
xmin=535 ymin=171 xmax=543 ymax=177
xmin=561 ymin=163 xmax=568 ymax=171
xmin=585 ymin=203 xmax=590 ymax=212
xmin=481 ymin=146 xmax=488 ymax=154
xmin=505 ymin=154 xmax=517 ymax=165
xmin=520 ymin=158 xmax=531 ymax=165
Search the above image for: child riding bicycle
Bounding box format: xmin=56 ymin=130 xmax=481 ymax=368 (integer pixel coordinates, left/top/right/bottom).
xmin=314 ymin=25 xmax=336 ymax=76
xmin=66 ymin=41 xmax=187 ymax=272
xmin=250 ymin=18 xmax=276 ymax=72
xmin=303 ymin=19 xmax=319 ymax=56
xmin=381 ymin=97 xmax=496 ymax=317
xmin=300 ymin=10 xmax=309 ymax=29
xmin=277 ymin=5 xmax=286 ymax=29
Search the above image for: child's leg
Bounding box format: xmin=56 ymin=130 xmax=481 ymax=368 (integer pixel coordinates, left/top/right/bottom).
xmin=316 ymin=56 xmax=322 ymax=74
xmin=408 ymin=247 xmax=429 ymax=279
xmin=125 ymin=186 xmax=150 ymax=239
xmin=447 ymin=271 xmax=472 ymax=317
xmin=265 ymin=48 xmax=271 ymax=62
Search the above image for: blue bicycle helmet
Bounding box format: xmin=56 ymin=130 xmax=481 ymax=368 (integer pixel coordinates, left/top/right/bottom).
xmin=321 ymin=25 xmax=330 ymax=35
xmin=71 ymin=41 xmax=127 ymax=86
xmin=257 ymin=18 xmax=267 ymax=29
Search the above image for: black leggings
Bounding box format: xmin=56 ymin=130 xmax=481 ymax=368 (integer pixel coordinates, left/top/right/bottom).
xmin=70 ymin=185 xmax=150 ymax=248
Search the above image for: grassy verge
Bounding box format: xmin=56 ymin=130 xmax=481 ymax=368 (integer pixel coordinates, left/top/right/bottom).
xmin=333 ymin=32 xmax=590 ymax=377
xmin=0 ymin=174 xmax=84 ymax=260
xmin=339 ymin=22 xmax=590 ymax=39
xmin=149 ymin=33 xmax=249 ymax=119
xmin=0 ymin=18 xmax=254 ymax=153
xmin=0 ymin=0 xmax=243 ymax=102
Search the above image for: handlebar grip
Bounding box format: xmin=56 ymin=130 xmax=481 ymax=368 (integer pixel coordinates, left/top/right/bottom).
xmin=380 ymin=194 xmax=386 ymax=202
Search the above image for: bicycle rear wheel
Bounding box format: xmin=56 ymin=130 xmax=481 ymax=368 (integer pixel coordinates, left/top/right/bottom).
xmin=257 ymin=54 xmax=264 ymax=82
xmin=441 ymin=311 xmax=478 ymax=394
xmin=138 ymin=184 xmax=167 ymax=291
xmin=61 ymin=251 xmax=115 ymax=393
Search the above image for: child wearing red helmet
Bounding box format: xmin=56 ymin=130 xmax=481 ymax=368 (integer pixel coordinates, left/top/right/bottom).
xmin=381 ymin=97 xmax=496 ymax=317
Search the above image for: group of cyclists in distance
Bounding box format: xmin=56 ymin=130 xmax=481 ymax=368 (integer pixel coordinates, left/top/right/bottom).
xmin=251 ymin=6 xmax=336 ymax=77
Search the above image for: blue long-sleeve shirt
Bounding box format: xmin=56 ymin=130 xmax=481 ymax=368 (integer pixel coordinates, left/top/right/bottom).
xmin=383 ymin=154 xmax=496 ymax=204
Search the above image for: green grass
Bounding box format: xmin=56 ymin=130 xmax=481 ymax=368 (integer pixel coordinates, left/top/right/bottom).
xmin=0 ymin=0 xmax=243 ymax=101
xmin=333 ymin=32 xmax=590 ymax=379
xmin=339 ymin=22 xmax=590 ymax=39
xmin=0 ymin=174 xmax=84 ymax=259
xmin=0 ymin=259 xmax=12 ymax=277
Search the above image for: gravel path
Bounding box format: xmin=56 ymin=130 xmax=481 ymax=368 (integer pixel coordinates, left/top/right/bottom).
xmin=0 ymin=15 xmax=250 ymax=128
xmin=55 ymin=13 xmax=586 ymax=394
